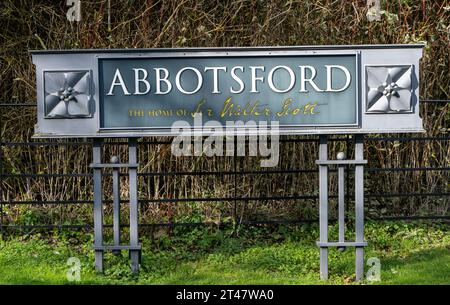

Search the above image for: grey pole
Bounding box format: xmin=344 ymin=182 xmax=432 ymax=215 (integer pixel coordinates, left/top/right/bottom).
xmin=318 ymin=135 xmax=328 ymax=280
xmin=337 ymin=152 xmax=346 ymax=249
xmin=93 ymin=138 xmax=104 ymax=272
xmin=128 ymin=138 xmax=140 ymax=273
xmin=355 ymin=134 xmax=365 ymax=281
xmin=111 ymin=156 xmax=121 ymax=256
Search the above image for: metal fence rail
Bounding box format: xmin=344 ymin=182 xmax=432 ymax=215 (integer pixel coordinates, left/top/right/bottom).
xmin=0 ymin=99 xmax=449 ymax=233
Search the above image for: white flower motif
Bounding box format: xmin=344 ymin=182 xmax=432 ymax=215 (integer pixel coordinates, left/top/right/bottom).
xmin=366 ymin=66 xmax=412 ymax=113
xmin=44 ymin=71 xmax=91 ymax=118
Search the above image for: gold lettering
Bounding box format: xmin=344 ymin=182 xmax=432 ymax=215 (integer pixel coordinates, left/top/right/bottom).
xmin=276 ymin=98 xmax=293 ymax=117
xmin=221 ymin=98 xmax=266 ymax=118
xmin=276 ymin=99 xmax=319 ymax=117
xmin=147 ymin=109 xmax=173 ymax=117
xmin=129 ymin=109 xmax=144 ymax=117
xmin=191 ymin=99 xmax=206 ymax=117
xmin=220 ymin=97 xmax=234 ymax=118
xmin=304 ymin=102 xmax=319 ymax=115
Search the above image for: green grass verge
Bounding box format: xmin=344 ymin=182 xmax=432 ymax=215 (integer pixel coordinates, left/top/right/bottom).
xmin=0 ymin=221 xmax=449 ymax=285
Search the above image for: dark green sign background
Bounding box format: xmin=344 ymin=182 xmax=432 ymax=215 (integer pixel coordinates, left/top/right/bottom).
xmin=99 ymin=55 xmax=357 ymax=130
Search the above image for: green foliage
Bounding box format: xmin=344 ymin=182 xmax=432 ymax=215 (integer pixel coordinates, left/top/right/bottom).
xmin=0 ymin=221 xmax=449 ymax=284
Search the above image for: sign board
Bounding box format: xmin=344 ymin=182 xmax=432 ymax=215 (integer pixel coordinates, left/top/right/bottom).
xmin=31 ymin=45 xmax=424 ymax=137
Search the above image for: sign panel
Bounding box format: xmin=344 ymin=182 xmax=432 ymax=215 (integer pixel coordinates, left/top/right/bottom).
xmin=99 ymin=55 xmax=357 ymax=130
xmin=31 ymin=45 xmax=424 ymax=137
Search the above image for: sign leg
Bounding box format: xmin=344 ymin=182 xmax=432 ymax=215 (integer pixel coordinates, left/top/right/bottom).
xmin=112 ymin=157 xmax=121 ymax=256
xmin=93 ymin=139 xmax=104 ymax=272
xmin=355 ymin=134 xmax=365 ymax=281
xmin=338 ymin=163 xmax=345 ymax=244
xmin=319 ymin=135 xmax=329 ymax=280
xmin=128 ymin=138 xmax=140 ymax=273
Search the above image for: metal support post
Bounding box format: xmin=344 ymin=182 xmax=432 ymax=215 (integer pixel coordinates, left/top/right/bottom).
xmin=318 ymin=135 xmax=328 ymax=280
xmin=111 ymin=156 xmax=121 ymax=256
xmin=316 ymin=135 xmax=367 ymax=281
xmin=93 ymin=139 xmax=104 ymax=272
xmin=337 ymin=152 xmax=346 ymax=248
xmin=91 ymin=139 xmax=141 ymax=273
xmin=129 ymin=138 xmax=140 ymax=273
xmin=355 ymin=134 xmax=365 ymax=281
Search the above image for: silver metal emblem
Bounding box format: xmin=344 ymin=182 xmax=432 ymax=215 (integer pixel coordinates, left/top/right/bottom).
xmin=366 ymin=65 xmax=412 ymax=113
xmin=44 ymin=70 xmax=91 ymax=118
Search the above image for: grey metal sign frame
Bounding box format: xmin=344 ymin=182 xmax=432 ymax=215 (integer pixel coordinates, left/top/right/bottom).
xmin=31 ymin=45 xmax=424 ymax=137
xmin=30 ymin=45 xmax=424 ymax=280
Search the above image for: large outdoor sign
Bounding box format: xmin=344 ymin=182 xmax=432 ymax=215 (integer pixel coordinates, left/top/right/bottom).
xmin=31 ymin=45 xmax=423 ymax=137
xmin=30 ymin=45 xmax=425 ymax=279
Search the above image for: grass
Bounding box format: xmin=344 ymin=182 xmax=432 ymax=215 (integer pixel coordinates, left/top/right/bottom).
xmin=0 ymin=221 xmax=449 ymax=285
